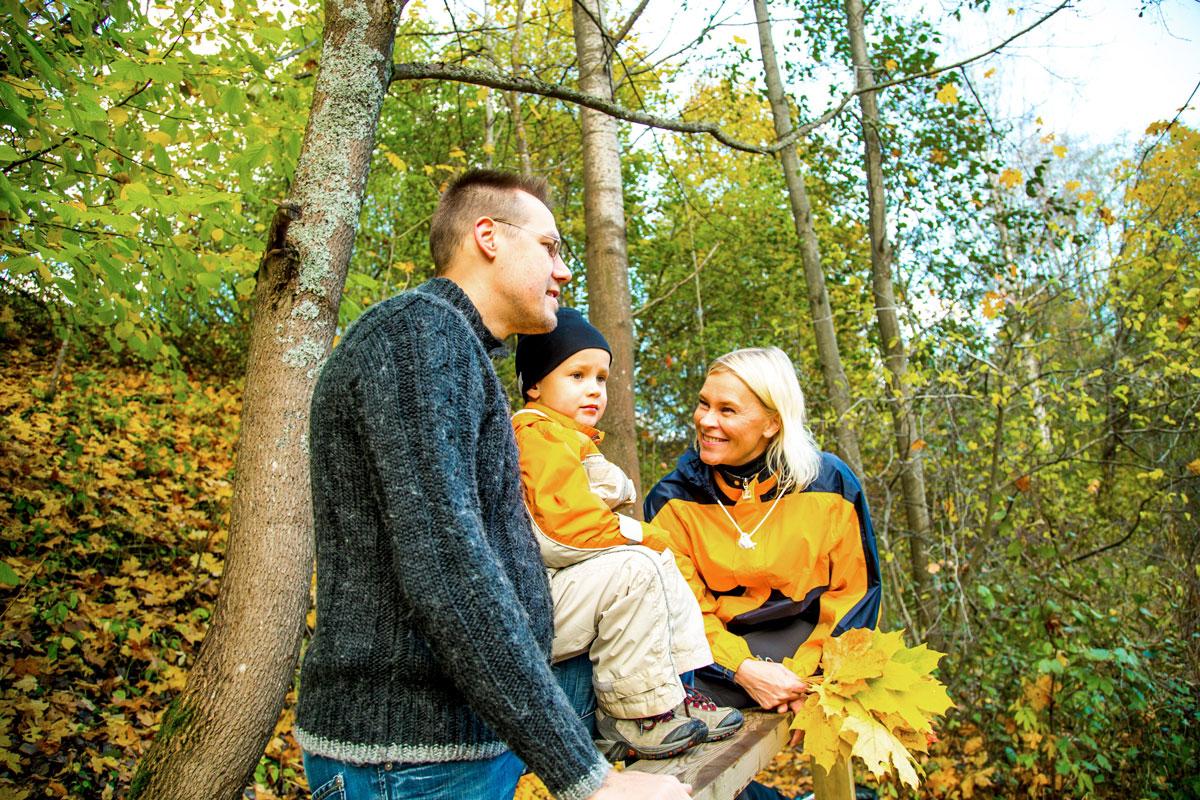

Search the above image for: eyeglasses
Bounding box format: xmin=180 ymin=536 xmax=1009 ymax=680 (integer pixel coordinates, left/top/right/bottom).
xmin=492 ymin=217 xmax=572 ymax=265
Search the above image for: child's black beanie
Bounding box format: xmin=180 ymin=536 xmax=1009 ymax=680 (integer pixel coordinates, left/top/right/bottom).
xmin=515 ymin=307 xmax=611 ymax=397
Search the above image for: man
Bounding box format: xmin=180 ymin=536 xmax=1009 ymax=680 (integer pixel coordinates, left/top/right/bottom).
xmin=295 ymin=170 xmax=690 ymax=800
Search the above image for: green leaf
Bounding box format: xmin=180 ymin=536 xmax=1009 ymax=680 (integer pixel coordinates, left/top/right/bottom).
xmin=0 ymin=560 xmax=19 ymax=586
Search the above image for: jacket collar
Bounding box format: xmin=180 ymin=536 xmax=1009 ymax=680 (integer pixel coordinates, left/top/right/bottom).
xmin=417 ymin=277 xmax=508 ymax=359
xmin=675 ymin=445 xmax=780 ymax=504
xmin=519 ymin=401 xmax=604 ymax=444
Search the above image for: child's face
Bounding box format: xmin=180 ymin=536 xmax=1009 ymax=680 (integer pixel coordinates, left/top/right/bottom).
xmin=528 ymin=348 xmax=611 ymax=427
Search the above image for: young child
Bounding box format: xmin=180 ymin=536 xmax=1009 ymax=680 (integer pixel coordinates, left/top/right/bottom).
xmin=513 ymin=307 xmax=744 ymax=760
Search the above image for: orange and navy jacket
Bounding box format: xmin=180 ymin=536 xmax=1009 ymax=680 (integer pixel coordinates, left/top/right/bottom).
xmin=512 ymin=402 xmax=671 ymax=568
xmin=644 ymin=447 xmax=881 ymax=679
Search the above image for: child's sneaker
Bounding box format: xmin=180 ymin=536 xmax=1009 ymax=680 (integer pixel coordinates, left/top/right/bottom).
xmin=679 ymin=685 xmax=745 ymax=741
xmin=595 ymin=707 xmax=708 ymax=760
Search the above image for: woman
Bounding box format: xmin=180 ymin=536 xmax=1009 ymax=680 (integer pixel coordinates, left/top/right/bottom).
xmin=644 ymin=347 xmax=881 ymax=720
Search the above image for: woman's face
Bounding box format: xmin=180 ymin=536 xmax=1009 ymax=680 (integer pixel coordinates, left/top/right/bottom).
xmin=693 ymin=370 xmax=780 ymax=467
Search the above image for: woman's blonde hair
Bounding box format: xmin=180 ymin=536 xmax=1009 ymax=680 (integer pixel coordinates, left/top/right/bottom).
xmin=707 ymin=346 xmax=822 ymax=491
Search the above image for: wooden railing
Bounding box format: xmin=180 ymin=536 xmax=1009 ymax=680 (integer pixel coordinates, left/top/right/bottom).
xmin=627 ymin=711 xmax=854 ymax=800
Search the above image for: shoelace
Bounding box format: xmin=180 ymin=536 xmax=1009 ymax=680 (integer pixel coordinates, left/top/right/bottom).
xmin=683 ymin=685 xmax=718 ymax=712
xmin=637 ymin=708 xmax=677 ymax=731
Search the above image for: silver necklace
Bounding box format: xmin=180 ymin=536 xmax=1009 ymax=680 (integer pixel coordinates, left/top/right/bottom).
xmin=716 ymin=479 xmax=785 ymax=549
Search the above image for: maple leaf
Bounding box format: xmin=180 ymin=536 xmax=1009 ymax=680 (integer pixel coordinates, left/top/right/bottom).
xmin=841 ymin=714 xmax=920 ymax=788
xmin=997 ymin=168 xmax=1023 ymax=189
xmin=789 ymin=629 xmax=953 ymax=790
xmin=981 ymin=290 xmax=1006 ymax=319
xmin=792 ymin=694 xmax=844 ymax=772
xmin=821 ymin=628 xmax=888 ymax=684
xmin=935 ymin=83 xmax=959 ymax=105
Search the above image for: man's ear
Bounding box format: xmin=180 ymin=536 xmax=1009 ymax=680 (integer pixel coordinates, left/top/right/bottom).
xmin=473 ymin=217 xmax=501 ymax=262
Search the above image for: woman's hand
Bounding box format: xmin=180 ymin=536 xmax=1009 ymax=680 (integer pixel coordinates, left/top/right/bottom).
xmin=733 ymin=659 xmax=809 ymax=712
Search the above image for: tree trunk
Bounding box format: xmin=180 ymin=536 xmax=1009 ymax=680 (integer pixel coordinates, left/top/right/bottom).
xmin=842 ymin=0 xmax=934 ymax=635
xmin=571 ymin=0 xmax=641 ymax=505
xmin=129 ymin=1 xmax=404 ymax=796
xmin=508 ymin=0 xmax=533 ymax=175
xmin=753 ymin=0 xmax=863 ymax=478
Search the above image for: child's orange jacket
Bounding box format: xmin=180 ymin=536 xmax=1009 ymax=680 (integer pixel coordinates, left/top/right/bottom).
xmin=512 ymin=402 xmax=672 ymax=568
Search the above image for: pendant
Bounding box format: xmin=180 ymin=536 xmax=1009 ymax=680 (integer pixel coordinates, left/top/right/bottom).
xmin=738 ymin=531 xmax=756 ymax=549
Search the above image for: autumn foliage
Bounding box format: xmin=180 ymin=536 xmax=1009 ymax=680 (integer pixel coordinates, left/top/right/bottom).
xmin=0 ymin=345 xmax=304 ymax=798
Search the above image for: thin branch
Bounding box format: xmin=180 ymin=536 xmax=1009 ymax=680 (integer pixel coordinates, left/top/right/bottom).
xmin=392 ymin=3 xmax=1070 ymax=157
xmin=633 ymin=242 xmax=720 ymax=318
xmin=1070 ymin=492 xmax=1156 ymax=563
xmin=611 ymin=0 xmax=649 ymax=47
xmin=2 ymin=80 xmax=153 ymax=174
xmin=393 ymin=62 xmax=800 ymax=154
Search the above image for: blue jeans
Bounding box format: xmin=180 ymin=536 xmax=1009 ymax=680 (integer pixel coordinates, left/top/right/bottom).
xmin=303 ymin=654 xmax=596 ymax=799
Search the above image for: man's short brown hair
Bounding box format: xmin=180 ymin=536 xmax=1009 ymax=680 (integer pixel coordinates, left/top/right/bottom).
xmin=430 ymin=170 xmax=551 ymax=275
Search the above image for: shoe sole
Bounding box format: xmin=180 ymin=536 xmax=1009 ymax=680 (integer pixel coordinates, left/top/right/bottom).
xmin=704 ymin=724 xmax=743 ymax=743
xmin=596 ymin=721 xmax=708 ymax=760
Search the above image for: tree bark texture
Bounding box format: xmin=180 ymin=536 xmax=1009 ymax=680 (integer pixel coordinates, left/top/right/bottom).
xmin=507 ymin=0 xmax=533 ymax=175
xmin=843 ymin=0 xmax=935 ymax=634
xmin=129 ymin=1 xmax=404 ymax=796
xmin=571 ymin=0 xmax=642 ymax=505
xmin=753 ymin=0 xmax=863 ymax=479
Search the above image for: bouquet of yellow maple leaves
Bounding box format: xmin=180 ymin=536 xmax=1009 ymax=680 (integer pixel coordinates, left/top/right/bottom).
xmin=784 ymin=629 xmax=953 ymax=789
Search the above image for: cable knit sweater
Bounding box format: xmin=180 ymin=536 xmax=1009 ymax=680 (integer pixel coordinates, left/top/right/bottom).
xmin=295 ymin=277 xmax=609 ymax=800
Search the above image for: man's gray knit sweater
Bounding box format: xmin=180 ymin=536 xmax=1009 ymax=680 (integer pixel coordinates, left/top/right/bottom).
xmin=295 ymin=278 xmax=609 ymax=800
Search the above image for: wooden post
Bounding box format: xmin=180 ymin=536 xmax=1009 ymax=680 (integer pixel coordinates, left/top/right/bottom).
xmin=811 ymin=753 xmax=855 ymax=800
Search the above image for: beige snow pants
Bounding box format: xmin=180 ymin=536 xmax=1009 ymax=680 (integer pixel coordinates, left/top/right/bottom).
xmin=548 ymin=545 xmax=712 ymax=719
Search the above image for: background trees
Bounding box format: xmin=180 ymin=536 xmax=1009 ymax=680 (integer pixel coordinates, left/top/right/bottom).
xmin=1 ymin=0 xmax=1197 ymax=797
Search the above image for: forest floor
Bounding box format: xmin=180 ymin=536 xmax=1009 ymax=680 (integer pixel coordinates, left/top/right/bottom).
xmin=0 ymin=347 xmax=989 ymax=798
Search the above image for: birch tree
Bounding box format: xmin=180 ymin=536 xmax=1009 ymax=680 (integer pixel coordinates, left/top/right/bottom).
xmin=842 ymin=0 xmax=934 ymax=633
xmin=130 ymin=0 xmax=405 ymax=795
xmin=571 ymin=0 xmax=642 ymax=499
xmin=753 ymin=0 xmax=863 ymax=478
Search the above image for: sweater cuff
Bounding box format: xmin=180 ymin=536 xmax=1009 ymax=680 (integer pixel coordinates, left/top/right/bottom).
xmin=548 ymin=756 xmax=611 ymax=800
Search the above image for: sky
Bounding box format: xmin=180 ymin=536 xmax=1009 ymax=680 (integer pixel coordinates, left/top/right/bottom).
xmin=620 ymin=0 xmax=1200 ymax=150
xmin=932 ymin=1 xmax=1200 ymax=147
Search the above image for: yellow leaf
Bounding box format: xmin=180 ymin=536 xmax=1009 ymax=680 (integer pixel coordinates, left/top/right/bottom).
xmin=926 ymin=561 xmax=941 ymax=574
xmin=146 ymin=130 xmax=172 ymax=146
xmin=108 ymin=106 xmax=129 ymax=126
xmin=884 ymin=58 xmax=898 ymax=71
xmin=385 ymin=151 xmax=406 ymax=171
xmin=210 ymin=228 xmax=225 ymax=243
xmin=841 ymin=715 xmax=919 ymax=788
xmin=1053 ymin=145 xmax=1068 ymax=158
xmin=821 ymin=628 xmax=888 ymax=684
xmin=1064 ymin=179 xmax=1081 ymax=192
xmin=1040 ymin=133 xmax=1055 ymax=143
xmin=732 ymin=35 xmax=746 ymax=45
xmin=983 ymin=67 xmax=996 ymax=78
xmin=982 ymin=290 xmax=1005 ymax=319
xmin=791 ymin=694 xmax=843 ymax=772
xmin=998 ymin=168 xmax=1023 ymax=189
xmin=1186 ymin=458 xmax=1200 ymax=476
xmin=935 ymin=83 xmax=959 ymax=105
xmin=1098 ymin=206 xmax=1115 ymax=226
xmin=1024 ymin=673 xmax=1053 ymax=711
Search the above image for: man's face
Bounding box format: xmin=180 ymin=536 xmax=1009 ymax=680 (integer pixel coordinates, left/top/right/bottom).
xmin=493 ymin=193 xmax=572 ymax=335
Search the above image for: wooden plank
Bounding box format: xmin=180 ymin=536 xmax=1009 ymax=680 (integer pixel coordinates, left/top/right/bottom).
xmin=627 ymin=712 xmax=792 ymax=800
xmin=811 ymin=753 xmax=854 ymax=800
